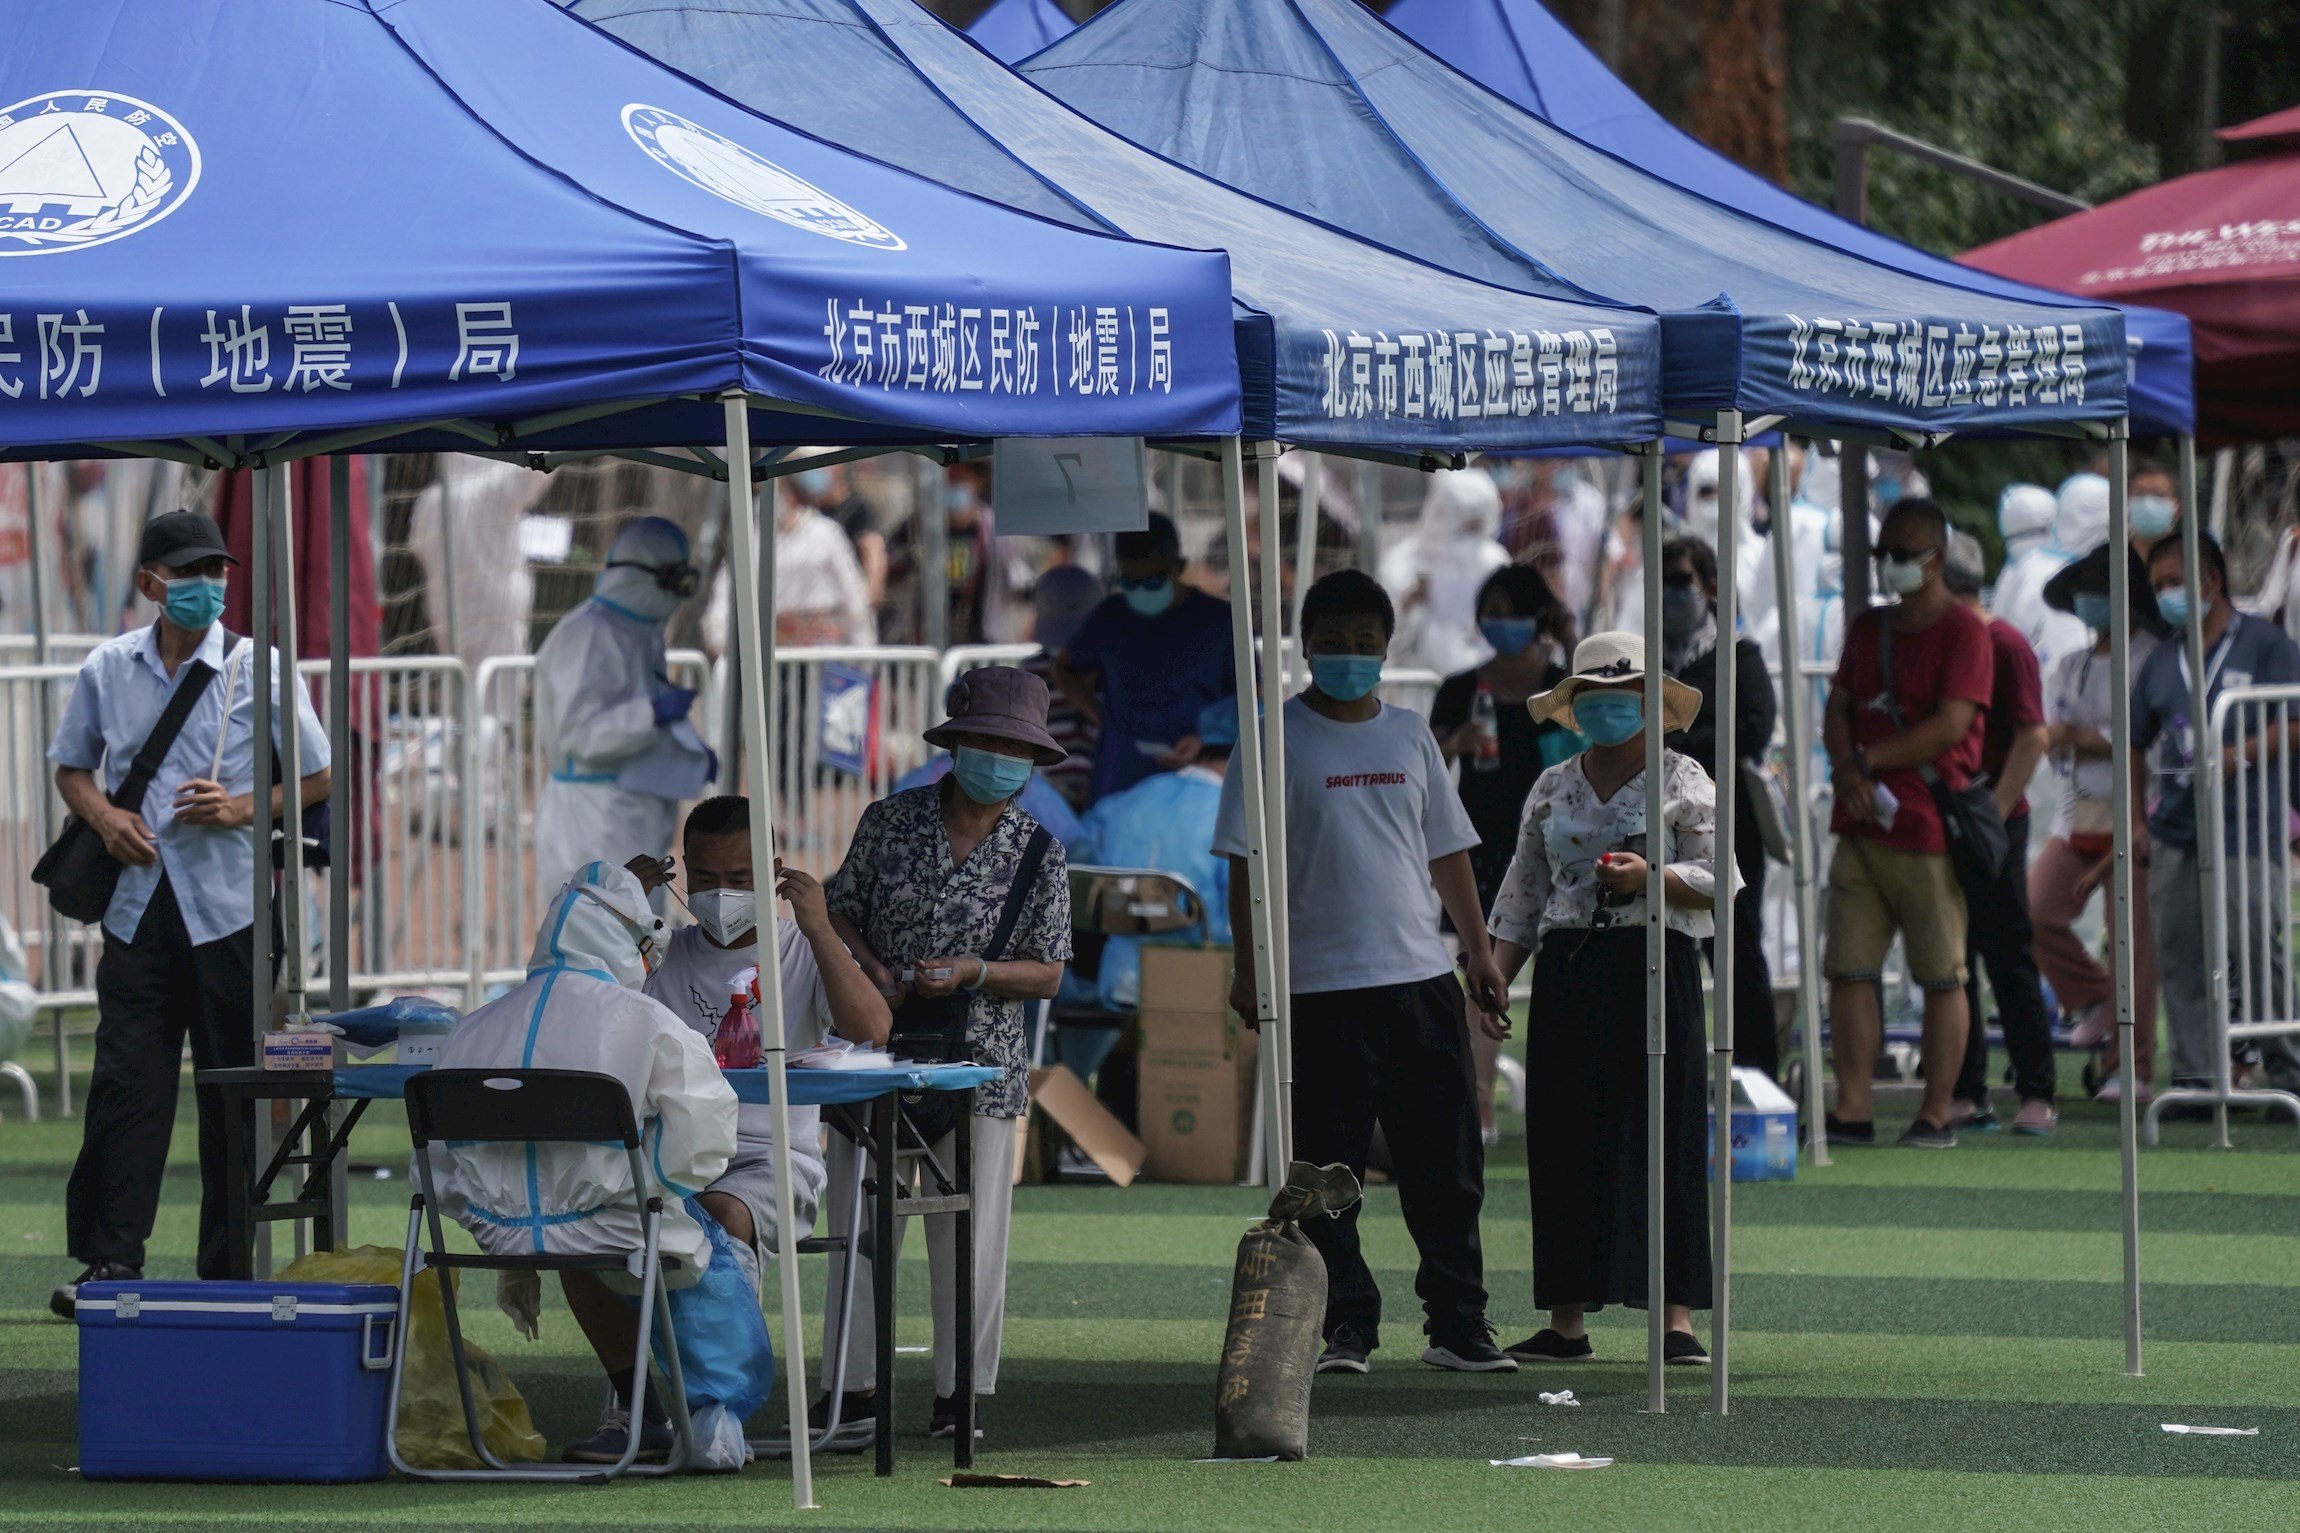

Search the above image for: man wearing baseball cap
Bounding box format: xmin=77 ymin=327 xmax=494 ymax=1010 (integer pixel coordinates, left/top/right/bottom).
xmin=45 ymin=509 xmax=331 ymax=1316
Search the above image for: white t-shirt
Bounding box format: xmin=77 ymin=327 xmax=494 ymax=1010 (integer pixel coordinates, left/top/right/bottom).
xmin=644 ymin=920 xmax=832 ymax=1197
xmin=2045 ymin=631 xmax=2159 ymax=839
xmin=1212 ymin=695 xmax=1481 ymax=994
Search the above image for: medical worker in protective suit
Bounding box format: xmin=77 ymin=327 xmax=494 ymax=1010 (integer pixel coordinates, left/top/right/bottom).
xmin=428 ymin=864 xmax=765 ymax=1469
xmin=533 ymin=517 xmax=712 ymax=903
xmin=1992 ymin=481 xmax=2095 ymax=679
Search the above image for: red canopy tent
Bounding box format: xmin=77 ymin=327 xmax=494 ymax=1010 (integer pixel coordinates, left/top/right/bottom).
xmin=1964 ymin=107 xmax=2300 ymax=447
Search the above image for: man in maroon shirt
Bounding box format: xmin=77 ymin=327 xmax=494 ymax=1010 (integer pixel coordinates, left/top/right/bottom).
xmin=1942 ymin=532 xmax=2059 ymax=1135
xmin=1822 ymin=499 xmax=1996 ymax=1148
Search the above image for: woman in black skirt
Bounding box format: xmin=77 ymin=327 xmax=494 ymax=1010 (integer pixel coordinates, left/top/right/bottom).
xmin=1487 ymin=632 xmax=1718 ymax=1366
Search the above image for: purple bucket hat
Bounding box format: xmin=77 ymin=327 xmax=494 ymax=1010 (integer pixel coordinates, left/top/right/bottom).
xmin=923 ymin=664 xmax=1067 ymax=765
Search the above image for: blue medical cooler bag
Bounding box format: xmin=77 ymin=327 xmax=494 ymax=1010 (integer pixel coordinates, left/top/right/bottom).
xmin=75 ymin=1280 xmax=399 ymax=1481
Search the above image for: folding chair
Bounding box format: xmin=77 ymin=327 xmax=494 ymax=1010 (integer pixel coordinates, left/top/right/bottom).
xmin=387 ymin=1068 xmax=695 ymax=1482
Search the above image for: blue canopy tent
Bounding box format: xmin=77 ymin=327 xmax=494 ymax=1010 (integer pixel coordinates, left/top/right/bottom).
xmin=1382 ymin=0 xmax=2195 ymax=442
xmin=0 ymin=0 xmax=1252 ymax=1496
xmin=1027 ymin=0 xmax=2156 ymax=1409
xmin=965 ymin=0 xmax=1075 ymax=62
xmin=1026 ymin=0 xmax=2130 ymax=444
xmin=574 ymin=0 xmax=1672 ymax=1223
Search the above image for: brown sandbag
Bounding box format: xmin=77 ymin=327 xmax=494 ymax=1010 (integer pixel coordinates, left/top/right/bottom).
xmin=1212 ymin=1161 xmax=1362 ymax=1462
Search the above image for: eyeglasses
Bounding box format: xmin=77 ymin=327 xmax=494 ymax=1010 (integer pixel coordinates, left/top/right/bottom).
xmin=1113 ymin=572 xmax=1172 ymax=592
xmin=1872 ymin=545 xmax=1936 ymax=563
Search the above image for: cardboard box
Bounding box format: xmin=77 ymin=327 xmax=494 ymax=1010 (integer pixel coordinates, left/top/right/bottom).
xmin=1707 ymin=1066 xmax=1798 ymax=1182
xmin=1136 ymin=947 xmax=1257 ymax=1185
xmin=1023 ymin=1065 xmax=1146 ymax=1187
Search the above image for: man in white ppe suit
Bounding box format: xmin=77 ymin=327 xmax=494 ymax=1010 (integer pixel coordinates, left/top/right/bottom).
xmin=429 ymin=863 xmax=747 ymax=1466
xmin=1379 ymin=467 xmax=1509 ymax=677
xmin=1991 ymin=481 xmax=2093 ymax=677
xmin=533 ymin=517 xmax=712 ymax=902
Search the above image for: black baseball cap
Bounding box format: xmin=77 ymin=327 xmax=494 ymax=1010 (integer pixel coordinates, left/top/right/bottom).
xmin=136 ymin=509 xmax=236 ymax=571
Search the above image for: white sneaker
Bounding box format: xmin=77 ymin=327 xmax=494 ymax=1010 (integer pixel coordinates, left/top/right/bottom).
xmin=2093 ymin=1076 xmax=2156 ymax=1106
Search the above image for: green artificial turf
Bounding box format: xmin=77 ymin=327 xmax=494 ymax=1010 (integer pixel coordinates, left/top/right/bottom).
xmin=0 ymin=1044 xmax=2291 ymax=1531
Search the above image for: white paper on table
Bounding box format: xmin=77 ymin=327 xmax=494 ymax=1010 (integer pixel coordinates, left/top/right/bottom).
xmin=616 ymin=717 xmax=714 ymax=799
xmin=2161 ymin=1424 xmax=2259 ymax=1436
xmin=1492 ymin=1452 xmax=1612 ymax=1469
xmin=1870 ymin=780 xmax=1900 ymax=833
xmin=790 ymin=1038 xmax=899 ymax=1071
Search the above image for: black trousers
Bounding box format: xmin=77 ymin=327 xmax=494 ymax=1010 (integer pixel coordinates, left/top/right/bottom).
xmin=1526 ymin=928 xmax=1712 ymax=1312
xmin=1956 ymin=810 xmax=2059 ymax=1105
xmin=67 ymin=877 xmax=257 ymax=1277
xmin=1704 ymin=861 xmax=1780 ymax=1079
xmin=1289 ymin=973 xmax=1488 ymax=1342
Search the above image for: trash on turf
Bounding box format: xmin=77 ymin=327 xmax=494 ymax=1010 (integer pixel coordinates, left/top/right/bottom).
xmin=1212 ymin=1161 xmax=1362 ymax=1463
xmin=2161 ymin=1424 xmax=2259 ymax=1436
xmin=941 ymin=1472 xmax=1090 ymax=1488
xmin=1538 ymin=1390 xmax=1581 ymax=1407
xmin=1493 ymin=1452 xmax=1613 ymax=1469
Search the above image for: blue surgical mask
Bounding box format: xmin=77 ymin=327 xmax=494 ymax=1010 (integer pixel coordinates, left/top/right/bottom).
xmin=793 ymin=467 xmax=835 ymax=500
xmin=2156 ymin=588 xmax=2191 ymax=628
xmin=952 ymin=744 xmax=1032 ymax=804
xmin=1573 ymin=690 xmax=1645 ymax=747
xmin=1479 ymin=617 xmax=1538 ymax=656
xmin=944 ymin=483 xmax=974 ymax=515
xmin=1309 ymin=654 xmax=1385 ymax=702
xmin=1123 ymin=578 xmax=1174 ymax=617
xmin=2130 ymin=494 xmax=2177 ymax=540
xmin=2073 ymin=592 xmax=2112 ymax=632
xmin=161 ymin=573 xmax=227 ymax=630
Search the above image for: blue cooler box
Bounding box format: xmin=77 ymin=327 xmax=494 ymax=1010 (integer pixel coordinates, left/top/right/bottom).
xmin=1706 ymin=1066 xmax=1799 ymax=1182
xmin=77 ymin=1280 xmax=399 ymax=1481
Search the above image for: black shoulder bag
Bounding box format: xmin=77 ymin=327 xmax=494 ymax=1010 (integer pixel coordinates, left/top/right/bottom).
xmin=1878 ymin=618 xmax=2008 ymax=889
xmin=31 ymin=657 xmax=219 ymax=923
xmin=889 ymin=824 xmax=1053 ymax=1145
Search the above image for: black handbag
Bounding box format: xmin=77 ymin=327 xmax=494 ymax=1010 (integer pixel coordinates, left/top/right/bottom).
xmin=30 ymin=656 xmax=220 ymax=923
xmin=888 ymin=825 xmax=1052 ymax=1146
xmin=1878 ymin=618 xmax=2009 ymax=888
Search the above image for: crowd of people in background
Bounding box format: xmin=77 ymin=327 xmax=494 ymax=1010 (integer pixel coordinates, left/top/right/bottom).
xmin=31 ymin=431 xmax=2300 ymax=1442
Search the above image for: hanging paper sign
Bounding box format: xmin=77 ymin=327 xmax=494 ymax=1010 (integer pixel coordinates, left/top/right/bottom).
xmin=817 ymin=662 xmax=872 ymax=777
xmin=989 ymin=436 xmax=1149 ymax=535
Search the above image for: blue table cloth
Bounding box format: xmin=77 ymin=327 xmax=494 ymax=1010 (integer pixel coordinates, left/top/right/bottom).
xmin=333 ymin=1062 xmax=999 ymax=1106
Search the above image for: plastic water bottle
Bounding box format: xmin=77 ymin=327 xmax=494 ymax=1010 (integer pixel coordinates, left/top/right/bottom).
xmin=1470 ymin=682 xmax=1502 ymax=774
xmin=715 ymin=975 xmax=762 ymax=1070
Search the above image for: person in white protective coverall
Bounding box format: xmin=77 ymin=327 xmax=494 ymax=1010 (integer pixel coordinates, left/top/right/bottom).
xmin=1681 ymin=448 xmax=1774 ymax=642
xmin=1992 ymin=479 xmax=2099 ymax=680
xmin=532 ymin=517 xmax=713 ymax=904
xmin=427 ymin=863 xmax=753 ymax=1467
xmin=1380 ymin=467 xmax=1510 ymax=678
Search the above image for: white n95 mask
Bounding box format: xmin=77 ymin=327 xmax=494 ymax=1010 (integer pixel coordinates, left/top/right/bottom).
xmin=690 ymin=888 xmax=757 ymax=948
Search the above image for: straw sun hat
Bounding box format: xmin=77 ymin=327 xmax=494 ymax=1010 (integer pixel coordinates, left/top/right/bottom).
xmin=1526 ymin=632 xmax=1700 ymax=735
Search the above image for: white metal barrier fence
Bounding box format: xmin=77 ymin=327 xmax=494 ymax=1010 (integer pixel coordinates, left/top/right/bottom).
xmin=2151 ymin=683 xmax=2300 ymax=1141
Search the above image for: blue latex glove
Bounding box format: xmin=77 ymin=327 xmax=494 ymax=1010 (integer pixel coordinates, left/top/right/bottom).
xmin=653 ymin=684 xmax=697 ymax=727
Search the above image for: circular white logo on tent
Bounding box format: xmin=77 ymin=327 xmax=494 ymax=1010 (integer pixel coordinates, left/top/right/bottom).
xmin=623 ymin=103 xmax=904 ymax=251
xmin=0 ymin=91 xmax=200 ymax=256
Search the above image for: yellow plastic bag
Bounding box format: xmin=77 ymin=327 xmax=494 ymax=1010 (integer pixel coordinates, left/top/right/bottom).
xmin=277 ymin=1245 xmax=548 ymax=1469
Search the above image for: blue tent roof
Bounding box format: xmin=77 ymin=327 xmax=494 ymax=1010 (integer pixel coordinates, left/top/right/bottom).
xmin=1381 ymin=0 xmax=2195 ymax=439
xmin=571 ymin=0 xmax=1667 ymax=452
xmin=0 ymin=0 xmax=1243 ymax=463
xmin=1025 ymin=0 xmax=2131 ymax=440
xmin=965 ymin=0 xmax=1075 ymax=63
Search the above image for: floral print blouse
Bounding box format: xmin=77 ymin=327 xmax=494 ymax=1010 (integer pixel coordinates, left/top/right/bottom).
xmin=826 ymin=782 xmax=1073 ymax=1118
xmin=1487 ymin=749 xmax=1724 ymax=946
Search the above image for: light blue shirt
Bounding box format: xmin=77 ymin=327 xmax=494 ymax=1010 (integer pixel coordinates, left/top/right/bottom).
xmin=1075 ymin=764 xmax=1230 ymax=1010
xmin=47 ymin=621 xmax=330 ymax=946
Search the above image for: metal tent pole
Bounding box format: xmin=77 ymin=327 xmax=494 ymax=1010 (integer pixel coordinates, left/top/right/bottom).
xmin=1255 ymin=447 xmax=1295 ymax=1163
xmin=1291 ymin=451 xmax=1322 ymax=642
xmin=1768 ymin=447 xmax=1828 ymax=1169
xmin=249 ymin=466 xmax=275 ymax=1276
xmin=327 ymin=456 xmax=354 ymax=1246
xmin=2108 ymin=421 xmax=2143 ymax=1376
xmin=273 ymin=469 xmax=313 ymax=1262
xmin=1711 ymin=414 xmax=1741 ymax=1413
xmin=1641 ymin=440 xmax=1667 ymax=1415
xmin=25 ymin=466 xmax=68 ymax=1114
xmin=1219 ymin=440 xmax=1285 ymax=1188
xmin=1356 ymin=460 xmax=1383 ymax=578
xmin=721 ymin=395 xmax=816 ymax=1510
